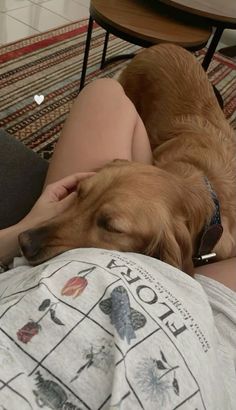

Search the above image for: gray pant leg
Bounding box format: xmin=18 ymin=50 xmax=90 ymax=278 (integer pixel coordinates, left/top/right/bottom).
xmin=0 ymin=129 xmax=48 ymax=229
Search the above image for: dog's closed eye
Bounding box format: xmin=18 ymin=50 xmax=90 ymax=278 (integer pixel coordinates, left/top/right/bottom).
xmin=97 ymin=215 xmax=122 ymax=233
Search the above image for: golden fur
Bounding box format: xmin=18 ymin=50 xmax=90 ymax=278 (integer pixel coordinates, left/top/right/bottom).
xmin=19 ymin=44 xmax=236 ymax=274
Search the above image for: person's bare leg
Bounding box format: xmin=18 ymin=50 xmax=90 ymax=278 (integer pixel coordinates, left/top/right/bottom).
xmin=45 ymin=78 xmax=152 ymax=185
xmin=194 ymin=258 xmax=236 ymax=292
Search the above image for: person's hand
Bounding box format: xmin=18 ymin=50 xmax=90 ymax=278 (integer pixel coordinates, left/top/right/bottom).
xmin=20 ymin=172 xmax=95 ymax=230
xmin=0 ymin=173 xmax=95 ymax=265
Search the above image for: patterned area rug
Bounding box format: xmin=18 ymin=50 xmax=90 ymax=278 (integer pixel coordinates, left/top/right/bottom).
xmin=0 ymin=19 xmax=236 ymax=160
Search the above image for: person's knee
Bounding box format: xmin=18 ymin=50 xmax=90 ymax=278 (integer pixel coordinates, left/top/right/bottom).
xmin=81 ymin=78 xmax=125 ymax=100
xmin=78 ymin=78 xmax=137 ymax=124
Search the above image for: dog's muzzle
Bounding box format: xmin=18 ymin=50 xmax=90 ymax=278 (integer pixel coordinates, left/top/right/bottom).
xmin=18 ymin=227 xmax=49 ymax=261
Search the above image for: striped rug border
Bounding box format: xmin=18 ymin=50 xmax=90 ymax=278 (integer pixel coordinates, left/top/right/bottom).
xmin=0 ymin=20 xmax=235 ymax=159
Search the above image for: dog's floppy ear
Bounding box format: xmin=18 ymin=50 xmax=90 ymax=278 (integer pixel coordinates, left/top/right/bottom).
xmin=110 ymin=159 xmax=130 ymax=166
xmin=152 ymin=220 xmax=194 ymax=275
xmin=95 ymin=159 xmax=130 ymax=172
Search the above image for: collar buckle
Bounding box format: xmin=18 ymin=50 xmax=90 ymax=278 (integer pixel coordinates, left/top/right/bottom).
xmin=193 ymin=177 xmax=223 ymax=268
xmin=193 ymin=252 xmax=216 ymax=266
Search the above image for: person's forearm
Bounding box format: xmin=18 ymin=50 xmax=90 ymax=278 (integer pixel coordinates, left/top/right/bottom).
xmin=0 ymin=222 xmax=27 ymax=265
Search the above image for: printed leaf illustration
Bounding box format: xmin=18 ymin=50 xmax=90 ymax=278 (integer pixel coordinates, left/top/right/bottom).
xmin=111 ymin=391 xmax=130 ymax=408
xmin=173 ymin=377 xmax=180 ymax=395
xmin=78 ymin=266 xmax=96 ymax=276
xmin=155 ymin=360 xmax=167 ymax=370
xmin=99 ymin=298 xmax=112 ymax=315
xmin=110 ymin=286 xmax=135 ymax=343
xmin=99 ymin=286 xmax=146 ymax=344
xmin=130 ymin=308 xmax=146 ymax=330
xmin=38 ymin=299 xmax=51 ymax=311
xmin=160 ymin=350 xmax=168 ymax=363
xmin=50 ymin=308 xmax=65 ymax=326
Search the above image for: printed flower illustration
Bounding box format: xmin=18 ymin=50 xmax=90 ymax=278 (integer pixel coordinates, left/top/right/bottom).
xmin=17 ymin=299 xmax=64 ymax=344
xmin=70 ymin=338 xmax=114 ymax=383
xmin=135 ymin=351 xmax=180 ymax=404
xmin=17 ymin=320 xmax=41 ymax=344
xmin=61 ymin=276 xmax=87 ymax=298
xmin=61 ymin=266 xmax=95 ymax=299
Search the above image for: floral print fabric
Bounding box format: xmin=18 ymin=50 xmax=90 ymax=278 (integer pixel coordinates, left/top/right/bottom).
xmin=0 ymin=248 xmax=234 ymax=409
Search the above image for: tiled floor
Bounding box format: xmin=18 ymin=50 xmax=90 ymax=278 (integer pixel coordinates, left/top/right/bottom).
xmin=0 ymin=0 xmax=90 ymax=44
xmin=0 ymin=0 xmax=235 ymax=48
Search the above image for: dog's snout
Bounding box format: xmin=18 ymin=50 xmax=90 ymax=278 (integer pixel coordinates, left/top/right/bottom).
xmin=19 ymin=228 xmax=47 ymax=260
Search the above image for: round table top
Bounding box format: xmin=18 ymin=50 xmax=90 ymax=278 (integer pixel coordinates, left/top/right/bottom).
xmin=90 ymin=0 xmax=211 ymax=49
xmin=157 ymin=0 xmax=236 ymax=27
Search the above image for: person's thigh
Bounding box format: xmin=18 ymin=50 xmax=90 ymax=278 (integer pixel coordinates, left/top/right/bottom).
xmin=194 ymin=257 xmax=236 ymax=291
xmin=45 ymin=79 xmax=152 ymax=185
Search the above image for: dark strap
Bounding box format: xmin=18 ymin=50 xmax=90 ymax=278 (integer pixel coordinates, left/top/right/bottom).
xmin=193 ymin=178 xmax=223 ymax=266
xmin=198 ymin=224 xmax=223 ymax=256
xmin=193 ymin=224 xmax=223 ymax=266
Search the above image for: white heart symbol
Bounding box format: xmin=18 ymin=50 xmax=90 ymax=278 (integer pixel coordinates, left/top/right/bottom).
xmin=34 ymin=94 xmax=44 ymax=105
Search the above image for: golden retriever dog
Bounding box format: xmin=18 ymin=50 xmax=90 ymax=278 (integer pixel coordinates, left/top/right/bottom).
xmin=19 ymin=44 xmax=236 ymax=274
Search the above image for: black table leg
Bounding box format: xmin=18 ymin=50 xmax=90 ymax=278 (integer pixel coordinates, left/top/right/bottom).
xmin=100 ymin=29 xmax=135 ymax=69
xmin=100 ymin=31 xmax=110 ymax=69
xmin=202 ymin=26 xmax=224 ymax=71
xmin=213 ymin=85 xmax=224 ymax=109
xmin=79 ymin=15 xmax=94 ymax=92
xmin=202 ymin=26 xmax=225 ymax=109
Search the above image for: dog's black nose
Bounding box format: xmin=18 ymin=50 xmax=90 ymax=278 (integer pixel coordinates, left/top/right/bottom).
xmin=19 ymin=228 xmax=44 ymax=260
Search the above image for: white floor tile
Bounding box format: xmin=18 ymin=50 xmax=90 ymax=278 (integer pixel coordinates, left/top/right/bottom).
xmin=0 ymin=13 xmax=38 ymax=43
xmin=7 ymin=3 xmax=69 ymax=31
xmin=0 ymin=0 xmax=31 ymax=12
xmin=208 ymin=29 xmax=236 ymax=51
xmin=220 ymin=29 xmax=236 ymax=47
xmin=3 ymin=0 xmax=236 ymax=51
xmin=42 ymin=0 xmax=89 ymax=21
xmin=217 ymin=41 xmax=228 ymax=50
xmin=73 ymin=0 xmax=90 ymax=8
xmin=29 ymin=0 xmax=50 ymax=4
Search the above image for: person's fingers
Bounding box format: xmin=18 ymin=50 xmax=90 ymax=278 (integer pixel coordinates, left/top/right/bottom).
xmin=45 ymin=172 xmax=96 ymax=201
xmin=55 ymin=191 xmax=78 ymax=211
xmin=60 ymin=172 xmax=96 ymax=195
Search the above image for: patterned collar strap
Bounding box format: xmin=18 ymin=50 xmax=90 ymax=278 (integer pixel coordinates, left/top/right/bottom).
xmin=204 ymin=177 xmax=221 ymax=226
xmin=193 ymin=177 xmax=223 ymax=267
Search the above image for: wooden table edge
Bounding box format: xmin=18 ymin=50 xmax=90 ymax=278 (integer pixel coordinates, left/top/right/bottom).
xmin=157 ymin=0 xmax=236 ymax=28
xmin=90 ymin=3 xmax=212 ymax=49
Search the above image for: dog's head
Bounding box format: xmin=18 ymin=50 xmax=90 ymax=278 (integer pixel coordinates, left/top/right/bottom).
xmin=19 ymin=160 xmax=196 ymax=274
